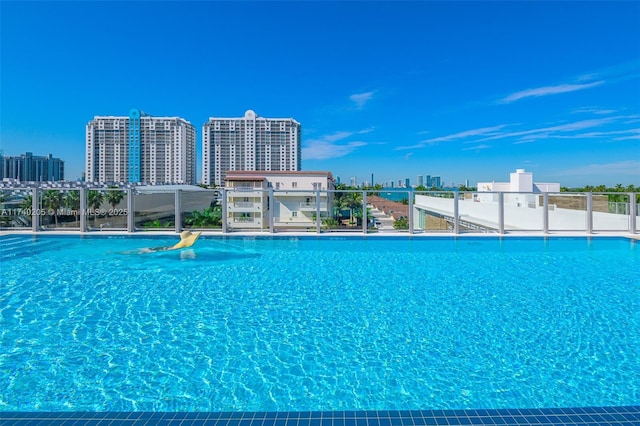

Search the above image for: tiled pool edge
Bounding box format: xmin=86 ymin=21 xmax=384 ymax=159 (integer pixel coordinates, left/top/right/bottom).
xmin=2 ymin=406 xmax=639 ymax=425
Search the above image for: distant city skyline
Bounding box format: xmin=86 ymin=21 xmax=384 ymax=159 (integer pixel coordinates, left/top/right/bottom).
xmin=1 ymin=2 xmax=639 ymax=187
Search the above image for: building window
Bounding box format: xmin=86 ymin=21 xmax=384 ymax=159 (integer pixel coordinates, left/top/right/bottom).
xmin=292 ymin=182 xmax=297 ymax=188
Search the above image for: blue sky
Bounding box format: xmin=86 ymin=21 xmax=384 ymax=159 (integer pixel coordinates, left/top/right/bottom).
xmin=1 ymin=1 xmax=639 ymax=187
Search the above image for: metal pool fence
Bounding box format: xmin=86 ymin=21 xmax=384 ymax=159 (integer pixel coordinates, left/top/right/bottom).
xmin=0 ymin=186 xmax=638 ymax=235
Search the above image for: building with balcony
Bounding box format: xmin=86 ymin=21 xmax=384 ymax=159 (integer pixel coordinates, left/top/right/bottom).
xmin=1 ymin=152 xmax=64 ymax=182
xmin=224 ymin=171 xmax=334 ymax=231
xmin=202 ymin=110 xmax=301 ymax=187
xmin=86 ymin=109 xmax=197 ymax=184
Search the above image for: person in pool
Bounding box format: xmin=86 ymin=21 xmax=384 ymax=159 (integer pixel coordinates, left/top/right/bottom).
xmin=138 ymin=230 xmax=202 ymax=253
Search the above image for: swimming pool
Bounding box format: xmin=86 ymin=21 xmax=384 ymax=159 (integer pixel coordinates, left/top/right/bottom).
xmin=1 ymin=235 xmax=638 ymax=412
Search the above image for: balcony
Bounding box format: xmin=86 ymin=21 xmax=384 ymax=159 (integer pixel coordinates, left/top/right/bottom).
xmin=299 ymin=202 xmax=328 ymax=211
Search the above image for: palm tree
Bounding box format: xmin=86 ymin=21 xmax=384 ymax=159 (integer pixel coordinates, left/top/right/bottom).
xmin=65 ymin=191 xmax=81 ymax=226
xmin=21 ymin=195 xmax=32 ymax=211
xmin=87 ymin=190 xmax=105 ymax=226
xmin=106 ymin=189 xmax=125 ymax=210
xmin=185 ymin=206 xmax=222 ymax=228
xmin=345 ymin=192 xmax=363 ymax=225
xmin=42 ymin=190 xmax=64 ymax=226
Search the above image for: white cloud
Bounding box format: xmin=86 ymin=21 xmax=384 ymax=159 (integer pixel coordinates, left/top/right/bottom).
xmin=613 ymin=134 xmax=640 ymax=141
xmin=475 ymin=117 xmax=619 ymax=143
xmin=554 ymin=160 xmax=640 ymax=177
xmin=553 ymin=128 xmax=640 ymax=139
xmin=462 ymin=144 xmax=491 ymax=151
xmin=396 ymin=125 xmax=508 ymax=150
xmin=499 ymin=81 xmax=605 ymax=104
xmin=572 ymin=107 xmax=617 ymax=115
xmin=404 ymin=153 xmax=414 ymax=160
xmin=396 ymin=115 xmax=637 ymax=152
xmin=302 ymin=129 xmax=370 ymax=160
xmin=349 ymin=91 xmax=376 ymax=109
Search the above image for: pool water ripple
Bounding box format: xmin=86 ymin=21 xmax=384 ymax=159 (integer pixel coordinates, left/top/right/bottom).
xmin=0 ymin=236 xmax=638 ymax=411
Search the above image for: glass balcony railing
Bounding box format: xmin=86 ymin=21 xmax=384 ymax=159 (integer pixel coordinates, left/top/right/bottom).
xmin=0 ymin=186 xmax=637 ymax=235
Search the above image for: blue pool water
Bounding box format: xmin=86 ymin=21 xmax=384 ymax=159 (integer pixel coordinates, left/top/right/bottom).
xmin=0 ymin=236 xmax=638 ymax=412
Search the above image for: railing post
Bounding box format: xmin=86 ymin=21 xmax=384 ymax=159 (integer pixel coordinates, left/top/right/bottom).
xmin=408 ymin=191 xmax=414 ymax=235
xmin=629 ymin=192 xmax=637 ymax=234
xmin=362 ymin=191 xmax=367 ymax=234
xmin=316 ymin=189 xmax=321 ymax=234
xmin=222 ymin=188 xmax=228 ymax=233
xmin=543 ymin=193 xmax=549 ymax=234
xmin=586 ymin=192 xmax=593 ymax=234
xmin=268 ymin=188 xmax=274 ymax=233
xmin=453 ymin=192 xmax=459 ymax=235
xmin=498 ymin=192 xmax=505 ymax=234
xmin=127 ymin=188 xmax=135 ymax=233
xmin=80 ymin=187 xmax=87 ymax=232
xmin=174 ymin=189 xmax=182 ymax=233
xmin=32 ymin=187 xmax=39 ymax=232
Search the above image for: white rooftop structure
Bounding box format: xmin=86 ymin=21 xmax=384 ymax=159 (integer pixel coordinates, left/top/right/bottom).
xmin=478 ymin=169 xmax=560 ymax=193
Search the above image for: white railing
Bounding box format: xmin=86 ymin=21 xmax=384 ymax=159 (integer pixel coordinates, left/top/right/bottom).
xmin=0 ymin=187 xmax=637 ymax=235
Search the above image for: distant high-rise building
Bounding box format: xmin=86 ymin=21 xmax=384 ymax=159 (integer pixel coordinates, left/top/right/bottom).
xmin=85 ymin=109 xmax=197 ymax=184
xmin=417 ymin=175 xmax=423 ymax=187
xmin=202 ymin=110 xmax=301 ymax=187
xmin=405 ymin=178 xmax=411 ymax=188
xmin=1 ymin=152 xmax=64 ymax=181
xmin=433 ymin=176 xmax=441 ymax=188
xmin=425 ymin=175 xmax=432 ymax=188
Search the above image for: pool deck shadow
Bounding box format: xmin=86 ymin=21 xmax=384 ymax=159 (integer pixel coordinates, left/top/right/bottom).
xmin=2 ymin=406 xmax=639 ymax=426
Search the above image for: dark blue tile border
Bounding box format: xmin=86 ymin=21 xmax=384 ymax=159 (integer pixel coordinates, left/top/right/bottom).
xmin=1 ymin=407 xmax=639 ymax=426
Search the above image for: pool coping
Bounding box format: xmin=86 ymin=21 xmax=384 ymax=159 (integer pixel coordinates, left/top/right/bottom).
xmin=1 ymin=229 xmax=639 ymax=240
xmin=1 ymin=406 xmax=639 ymax=425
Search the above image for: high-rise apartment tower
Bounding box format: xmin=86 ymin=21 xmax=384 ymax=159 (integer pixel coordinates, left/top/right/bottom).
xmin=1 ymin=152 xmax=64 ymax=181
xmin=202 ymin=110 xmax=301 ymax=187
xmin=86 ymin=109 xmax=196 ymax=184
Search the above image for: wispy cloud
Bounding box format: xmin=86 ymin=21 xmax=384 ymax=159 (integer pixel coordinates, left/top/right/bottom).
xmin=498 ymin=61 xmax=640 ymax=105
xmin=614 ymin=134 xmax=640 ymax=141
xmin=396 ymin=125 xmax=508 ymax=150
xmin=462 ymin=144 xmax=491 ymax=151
xmin=572 ymin=107 xmax=617 ymax=115
xmin=302 ymin=129 xmax=371 ymax=160
xmin=499 ymin=81 xmax=605 ymax=104
xmin=478 ymin=117 xmax=620 ymax=144
xmin=552 ymin=128 xmax=640 ymax=140
xmin=553 ymin=160 xmax=640 ymax=177
xmin=399 ymin=115 xmax=638 ymax=151
xmin=349 ymin=91 xmax=376 ymax=109
xmin=576 ymin=60 xmax=640 ymax=83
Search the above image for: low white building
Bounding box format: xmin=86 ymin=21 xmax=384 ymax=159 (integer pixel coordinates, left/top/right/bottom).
xmin=413 ymin=169 xmax=631 ymax=232
xmin=225 ymin=171 xmax=335 ymax=230
xmin=477 ymin=169 xmax=560 ymax=206
xmin=478 ymin=168 xmax=560 ymax=193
